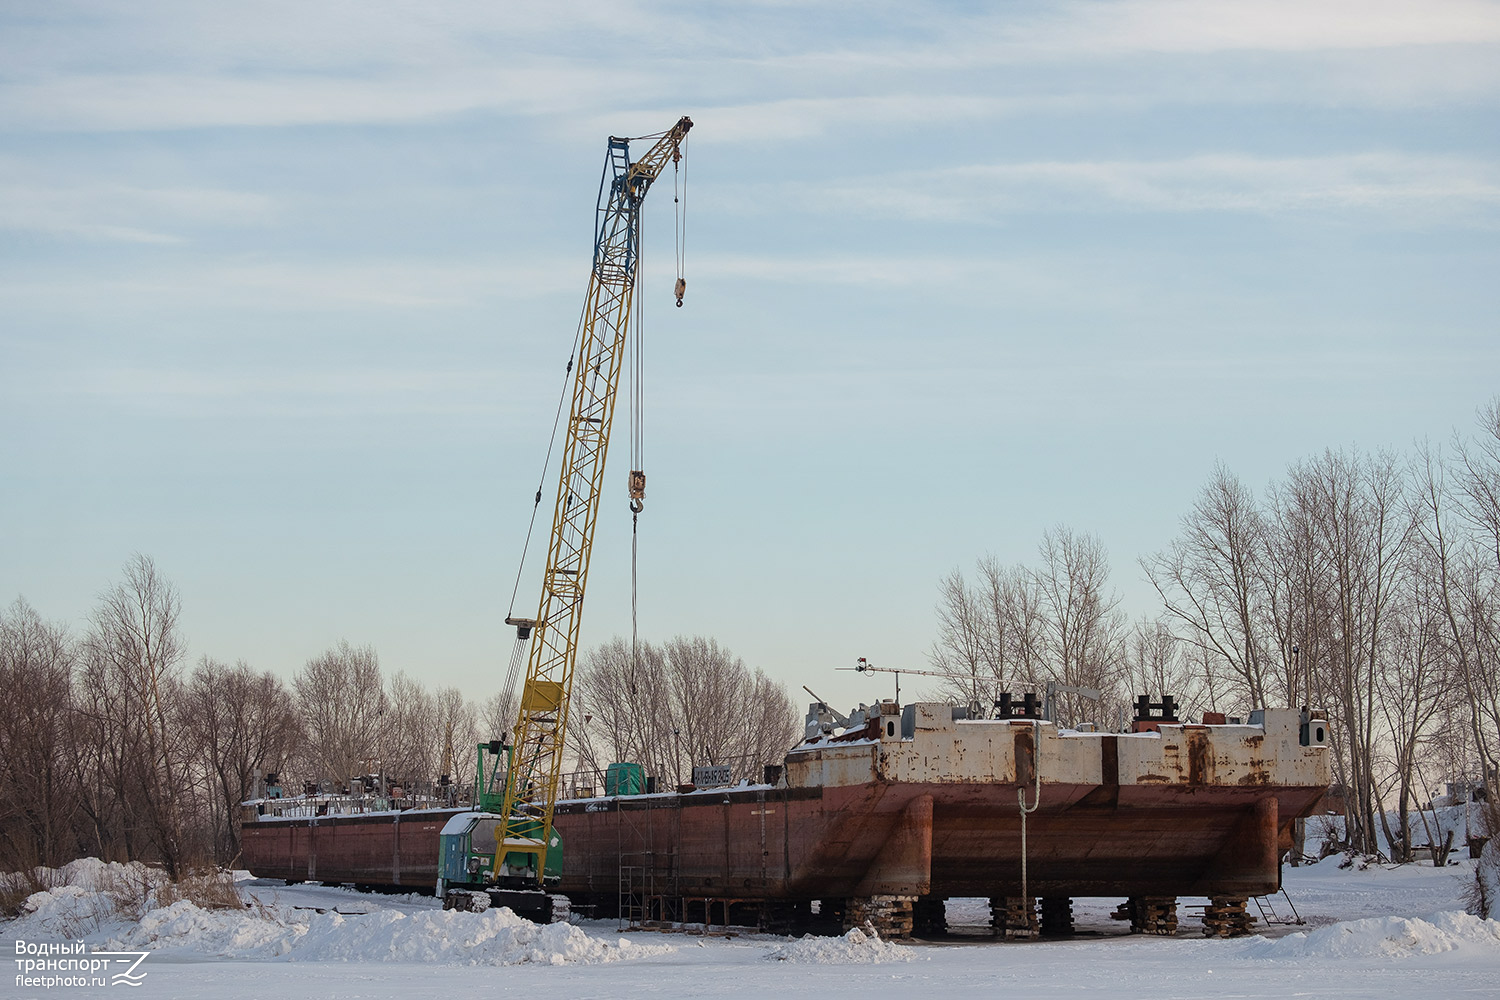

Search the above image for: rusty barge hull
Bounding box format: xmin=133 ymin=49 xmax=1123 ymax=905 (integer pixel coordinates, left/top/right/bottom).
xmin=554 ymin=780 xmax=1319 ymax=903
xmin=241 ymin=808 xmax=458 ymax=888
xmin=241 ymin=705 xmax=1329 ymax=905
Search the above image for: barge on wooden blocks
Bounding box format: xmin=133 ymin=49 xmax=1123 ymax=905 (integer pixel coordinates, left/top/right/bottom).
xmin=241 ymin=700 xmax=1329 ymax=937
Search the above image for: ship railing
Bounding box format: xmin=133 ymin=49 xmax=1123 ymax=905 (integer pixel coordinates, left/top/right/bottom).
xmin=559 ymin=768 xmax=610 ymax=800
xmin=247 ymin=790 xmax=468 ymax=819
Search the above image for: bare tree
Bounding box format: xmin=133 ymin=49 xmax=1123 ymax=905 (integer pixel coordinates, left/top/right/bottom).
xmin=929 ymin=567 xmax=991 ymax=702
xmin=293 ymin=640 xmax=386 ymax=788
xmin=1417 ymin=401 xmax=1500 ymax=803
xmin=571 ymin=637 xmax=674 ymax=780
xmin=1126 ymin=617 xmax=1205 ymax=720
xmin=733 ymin=667 xmax=802 ymax=775
xmin=1281 ymin=449 xmax=1415 ymax=854
xmin=929 ymin=535 xmax=1124 ymax=726
xmin=1263 ymin=473 xmax=1334 ymax=712
xmin=73 ymin=645 xmax=137 ymax=862
xmin=1034 ymin=526 xmax=1127 ymax=724
xmin=662 ymin=635 xmax=795 ymax=779
xmin=381 ymin=672 xmax=437 ymax=787
xmin=1143 ymin=465 xmax=1274 ymax=708
xmin=1449 ymin=401 xmax=1500 ymax=792
xmin=0 ymin=598 xmax=79 ymax=869
xmin=572 ymin=636 xmax=798 ymax=787
xmin=432 ymin=686 xmax=478 ymax=794
xmin=1374 ymin=565 xmax=1453 ymax=860
xmin=181 ymin=658 xmax=299 ymax=862
xmin=84 ymin=555 xmax=190 ymax=875
xmin=929 ymin=557 xmax=1048 ymax=706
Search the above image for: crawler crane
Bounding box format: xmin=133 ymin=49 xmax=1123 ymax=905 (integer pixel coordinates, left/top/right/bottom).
xmin=437 ymin=116 xmax=693 ymax=919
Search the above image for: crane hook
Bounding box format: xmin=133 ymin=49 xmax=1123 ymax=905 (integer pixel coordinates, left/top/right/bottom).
xmin=674 ymin=277 xmax=686 ymax=308
xmin=628 ymin=469 xmax=646 ymax=512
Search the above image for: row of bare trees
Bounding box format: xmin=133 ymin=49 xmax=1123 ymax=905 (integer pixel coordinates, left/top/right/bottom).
xmin=0 ymin=556 xmax=800 ymax=873
xmin=0 ymin=562 xmax=512 ymax=873
xmin=931 ymin=399 xmax=1500 ymax=858
xmin=569 ymin=635 xmax=800 ymax=788
xmin=929 ymin=526 xmax=1140 ymax=727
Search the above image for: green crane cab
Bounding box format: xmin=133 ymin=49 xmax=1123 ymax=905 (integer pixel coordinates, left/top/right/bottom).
xmin=436 ymin=741 xmax=562 ymax=922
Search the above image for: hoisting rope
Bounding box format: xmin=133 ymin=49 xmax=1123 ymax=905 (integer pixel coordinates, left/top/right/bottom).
xmin=673 ymin=138 xmax=688 ymax=307
xmin=506 ymin=299 xmax=589 ymax=622
xmin=629 ymin=191 xmax=646 ymax=697
xmin=1017 ymin=721 xmax=1042 ymax=914
xmin=500 ymin=638 xmax=527 ymax=732
xmin=631 ymin=197 xmax=646 ymax=509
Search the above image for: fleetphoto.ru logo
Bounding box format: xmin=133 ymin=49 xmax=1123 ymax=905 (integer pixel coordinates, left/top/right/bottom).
xmin=15 ymin=940 xmax=150 ymax=989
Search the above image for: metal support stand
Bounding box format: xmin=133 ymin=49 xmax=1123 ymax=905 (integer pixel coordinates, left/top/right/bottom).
xmin=1253 ymin=888 xmax=1304 ymax=926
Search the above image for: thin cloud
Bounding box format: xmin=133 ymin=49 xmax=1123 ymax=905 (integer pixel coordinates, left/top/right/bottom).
xmin=203 ymin=259 xmax=581 ymax=308
xmin=0 ymin=256 xmax=582 ymax=311
xmin=0 ymin=173 xmax=275 ymax=243
xmin=782 ymin=153 xmax=1500 ymax=223
xmin=614 ymin=94 xmax=1133 ymax=146
xmin=72 ymin=367 xmax=498 ymax=400
xmin=760 ymin=0 xmax=1500 ymax=68
xmin=6 ymin=2 xmax=1498 ymax=134
xmin=0 ymin=64 xmax=644 ymax=132
xmin=22 ymin=365 xmax=542 ymax=420
xmin=1013 ymin=0 xmax=1500 ymax=55
xmin=692 ymin=252 xmax=1057 ymax=289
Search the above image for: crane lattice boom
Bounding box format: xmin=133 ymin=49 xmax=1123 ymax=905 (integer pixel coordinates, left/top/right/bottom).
xmin=495 ymin=117 xmax=693 ymax=882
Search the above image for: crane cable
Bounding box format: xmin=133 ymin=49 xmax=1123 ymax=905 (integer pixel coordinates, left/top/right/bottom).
xmin=673 ymin=139 xmax=687 ymax=306
xmin=629 ymin=189 xmax=646 ymax=697
xmin=1018 ymin=721 xmax=1042 ymax=929
xmin=629 ymin=138 xmax=687 ymax=693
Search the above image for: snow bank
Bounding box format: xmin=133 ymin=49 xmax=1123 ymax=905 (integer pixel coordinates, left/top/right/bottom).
xmin=2 ymin=857 xmax=144 ymax=896
xmin=1244 ymin=911 xmax=1500 ymax=961
xmin=11 ymin=884 xmax=109 ymax=938
xmin=3 ymin=860 xmax=157 ymax=936
xmin=4 ymin=863 xmax=672 ymax=968
xmin=103 ymin=901 xmax=673 ymax=966
xmin=102 ymin=899 xmax=672 ymax=971
xmin=767 ymin=927 xmax=916 ymax=964
xmin=105 ymin=899 xmax=295 ymax=956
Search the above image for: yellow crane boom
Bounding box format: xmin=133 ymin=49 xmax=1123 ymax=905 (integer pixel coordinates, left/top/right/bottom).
xmin=496 ymin=116 xmax=693 ymax=883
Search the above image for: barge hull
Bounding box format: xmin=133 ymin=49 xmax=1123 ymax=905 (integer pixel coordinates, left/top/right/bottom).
xmin=242 ymin=706 xmax=1328 ymax=908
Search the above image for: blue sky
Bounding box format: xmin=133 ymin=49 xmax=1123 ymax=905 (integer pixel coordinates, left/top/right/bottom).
xmin=3 ymin=1 xmax=1498 ymax=711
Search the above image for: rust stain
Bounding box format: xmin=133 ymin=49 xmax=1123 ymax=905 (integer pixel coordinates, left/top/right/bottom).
xmin=1188 ymin=731 xmax=1213 ymax=785
xmin=1013 ymin=726 xmax=1036 ymax=786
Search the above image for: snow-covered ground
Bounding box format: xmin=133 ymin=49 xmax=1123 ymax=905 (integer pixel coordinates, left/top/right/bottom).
xmin=5 ymin=855 xmax=1497 ymax=999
